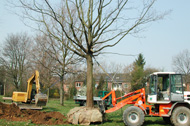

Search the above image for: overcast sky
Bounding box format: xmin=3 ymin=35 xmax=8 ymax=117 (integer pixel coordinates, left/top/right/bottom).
xmin=0 ymin=0 xmax=190 ymax=72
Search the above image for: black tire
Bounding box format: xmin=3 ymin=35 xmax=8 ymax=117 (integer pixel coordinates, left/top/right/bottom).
xmin=123 ymin=106 xmax=145 ymax=126
xmin=171 ymin=106 xmax=190 ymax=126
xmin=79 ymin=102 xmax=83 ymax=106
xmin=163 ymin=117 xmax=171 ymax=124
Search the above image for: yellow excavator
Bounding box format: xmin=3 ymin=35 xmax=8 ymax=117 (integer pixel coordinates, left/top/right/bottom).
xmin=12 ymin=70 xmax=48 ymax=109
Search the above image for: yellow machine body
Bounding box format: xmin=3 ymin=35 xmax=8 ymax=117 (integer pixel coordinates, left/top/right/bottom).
xmin=12 ymin=70 xmax=47 ymax=108
xmin=12 ymin=92 xmax=27 ymax=102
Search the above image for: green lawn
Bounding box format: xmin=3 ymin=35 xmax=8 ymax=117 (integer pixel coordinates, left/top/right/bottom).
xmin=0 ymin=95 xmax=169 ymax=126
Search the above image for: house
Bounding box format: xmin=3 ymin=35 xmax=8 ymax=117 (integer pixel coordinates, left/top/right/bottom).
xmin=75 ymin=81 xmax=84 ymax=90
xmin=74 ymin=73 xmax=131 ymax=92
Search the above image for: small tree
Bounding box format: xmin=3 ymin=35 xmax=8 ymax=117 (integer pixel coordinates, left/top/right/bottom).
xmin=0 ymin=66 xmax=6 ymax=95
xmin=95 ymin=75 xmax=105 ymax=95
xmin=69 ymin=83 xmax=77 ymax=99
xmin=135 ymin=54 xmax=146 ymax=69
xmin=97 ymin=76 xmax=105 ymax=91
xmin=131 ymin=53 xmax=146 ymax=91
xmin=33 ymin=34 xmax=79 ymax=106
xmin=172 ymin=49 xmax=190 ymax=83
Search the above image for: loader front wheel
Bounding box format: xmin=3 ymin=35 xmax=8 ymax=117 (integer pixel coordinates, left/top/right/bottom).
xmin=123 ymin=106 xmax=145 ymax=126
xmin=171 ymin=106 xmax=190 ymax=126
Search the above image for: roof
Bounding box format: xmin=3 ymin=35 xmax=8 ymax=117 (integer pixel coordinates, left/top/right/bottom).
xmin=151 ymin=72 xmax=176 ymax=75
xmin=75 ymin=73 xmax=130 ymax=83
xmin=94 ymin=73 xmax=130 ymax=83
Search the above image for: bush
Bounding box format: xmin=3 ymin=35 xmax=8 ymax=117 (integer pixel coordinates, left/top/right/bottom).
xmin=49 ymin=88 xmax=60 ymax=98
xmin=115 ymin=90 xmax=125 ymax=102
xmin=68 ymin=85 xmax=77 ymax=100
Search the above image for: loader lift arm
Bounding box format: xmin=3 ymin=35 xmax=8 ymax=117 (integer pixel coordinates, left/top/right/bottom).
xmin=101 ymin=88 xmax=151 ymax=114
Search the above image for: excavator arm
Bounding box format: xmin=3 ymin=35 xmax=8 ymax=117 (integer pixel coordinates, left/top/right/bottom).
xmin=26 ymin=70 xmax=40 ymax=101
xmin=26 ymin=70 xmax=47 ymax=106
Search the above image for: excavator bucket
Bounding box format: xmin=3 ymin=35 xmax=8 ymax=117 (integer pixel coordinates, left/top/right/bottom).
xmin=35 ymin=93 xmax=48 ymax=106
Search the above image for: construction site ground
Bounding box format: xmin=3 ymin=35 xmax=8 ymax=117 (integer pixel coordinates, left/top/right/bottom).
xmin=0 ymin=102 xmax=68 ymax=125
xmin=0 ymin=95 xmax=170 ymax=126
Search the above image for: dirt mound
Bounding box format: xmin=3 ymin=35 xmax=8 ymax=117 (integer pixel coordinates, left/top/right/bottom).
xmin=0 ymin=102 xmax=68 ymax=125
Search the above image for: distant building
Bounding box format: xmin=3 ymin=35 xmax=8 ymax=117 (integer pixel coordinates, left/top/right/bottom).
xmin=74 ymin=73 xmax=131 ymax=92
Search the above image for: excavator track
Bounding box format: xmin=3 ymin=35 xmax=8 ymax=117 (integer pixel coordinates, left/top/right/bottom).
xmin=16 ymin=103 xmax=43 ymax=110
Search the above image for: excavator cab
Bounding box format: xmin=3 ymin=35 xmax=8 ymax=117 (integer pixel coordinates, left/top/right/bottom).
xmin=147 ymin=72 xmax=184 ymax=104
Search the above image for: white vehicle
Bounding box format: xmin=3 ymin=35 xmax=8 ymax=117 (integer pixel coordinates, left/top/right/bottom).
xmin=147 ymin=72 xmax=190 ymax=104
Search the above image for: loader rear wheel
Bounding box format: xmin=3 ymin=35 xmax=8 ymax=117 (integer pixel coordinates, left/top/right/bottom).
xmin=171 ymin=106 xmax=190 ymax=126
xmin=123 ymin=106 xmax=145 ymax=126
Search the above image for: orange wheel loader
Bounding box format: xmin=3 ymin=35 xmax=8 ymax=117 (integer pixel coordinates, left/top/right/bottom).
xmin=99 ymin=72 xmax=190 ymax=126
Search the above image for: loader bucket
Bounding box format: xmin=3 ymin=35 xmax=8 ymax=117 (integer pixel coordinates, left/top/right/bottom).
xmin=35 ymin=93 xmax=48 ymax=106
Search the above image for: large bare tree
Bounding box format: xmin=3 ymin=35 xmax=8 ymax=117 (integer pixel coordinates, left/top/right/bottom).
xmin=11 ymin=0 xmax=167 ymax=107
xmin=33 ymin=34 xmax=78 ymax=105
xmin=172 ymin=49 xmax=190 ymax=83
xmin=0 ymin=33 xmax=31 ymax=90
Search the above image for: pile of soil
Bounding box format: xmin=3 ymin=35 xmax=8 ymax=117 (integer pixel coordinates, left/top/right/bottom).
xmin=0 ymin=102 xmax=68 ymax=125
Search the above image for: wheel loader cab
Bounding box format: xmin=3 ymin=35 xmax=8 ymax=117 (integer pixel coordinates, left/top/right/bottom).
xmin=147 ymin=72 xmax=184 ymax=104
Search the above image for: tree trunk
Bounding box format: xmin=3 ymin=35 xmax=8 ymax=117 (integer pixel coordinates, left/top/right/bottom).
xmin=60 ymin=75 xmax=64 ymax=106
xmin=3 ymin=78 xmax=6 ymax=96
xmin=4 ymin=84 xmax=5 ymax=96
xmin=86 ymin=54 xmax=94 ymax=107
xmin=47 ymin=88 xmax=49 ymax=103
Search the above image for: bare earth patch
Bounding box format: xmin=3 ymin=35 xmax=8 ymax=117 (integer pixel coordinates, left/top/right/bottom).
xmin=0 ymin=102 xmax=68 ymax=125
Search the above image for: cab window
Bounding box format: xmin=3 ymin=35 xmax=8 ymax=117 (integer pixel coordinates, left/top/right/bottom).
xmin=149 ymin=75 xmax=156 ymax=95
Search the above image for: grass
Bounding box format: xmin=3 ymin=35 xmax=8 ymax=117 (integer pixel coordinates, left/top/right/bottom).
xmin=0 ymin=95 xmax=169 ymax=126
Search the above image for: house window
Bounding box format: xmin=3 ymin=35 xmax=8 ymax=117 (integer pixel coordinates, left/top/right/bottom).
xmin=76 ymin=82 xmax=81 ymax=87
xmin=124 ymin=84 xmax=128 ymax=88
xmin=95 ymin=83 xmax=98 ymax=88
xmin=113 ymin=83 xmax=122 ymax=90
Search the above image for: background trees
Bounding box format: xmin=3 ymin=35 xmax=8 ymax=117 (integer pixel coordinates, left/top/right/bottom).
xmin=33 ymin=34 xmax=80 ymax=105
xmin=130 ymin=53 xmax=146 ymax=91
xmin=0 ymin=33 xmax=31 ymax=91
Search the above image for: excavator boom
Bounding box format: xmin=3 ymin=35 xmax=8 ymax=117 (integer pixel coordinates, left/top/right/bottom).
xmin=29 ymin=70 xmax=47 ymax=106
